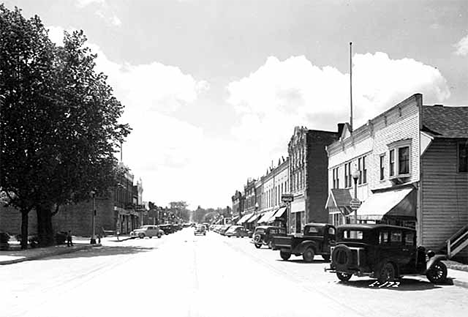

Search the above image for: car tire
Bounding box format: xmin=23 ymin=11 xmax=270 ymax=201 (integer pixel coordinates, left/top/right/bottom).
xmin=254 ymin=243 xmax=262 ymax=249
xmin=426 ymin=260 xmax=447 ymax=284
xmin=303 ymin=247 xmax=315 ymax=262
xmin=332 ymin=244 xmax=352 ymax=271
xmin=138 ymin=233 xmax=145 ymax=239
xmin=322 ymin=254 xmax=331 ymax=262
xmin=336 ymin=272 xmax=352 ymax=282
xmin=158 ymin=234 xmax=161 ymax=238
xmin=280 ymin=251 xmax=291 ymax=261
xmin=377 ymin=262 xmax=396 ymax=284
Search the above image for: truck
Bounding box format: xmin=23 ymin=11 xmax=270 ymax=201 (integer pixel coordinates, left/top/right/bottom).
xmin=272 ymin=223 xmax=336 ymax=262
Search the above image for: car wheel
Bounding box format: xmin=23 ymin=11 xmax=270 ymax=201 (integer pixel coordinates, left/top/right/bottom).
xmin=426 ymin=261 xmax=447 ymax=284
xmin=280 ymin=251 xmax=291 ymax=261
xmin=138 ymin=233 xmax=145 ymax=239
xmin=254 ymin=243 xmax=262 ymax=249
xmin=377 ymin=262 xmax=396 ymax=284
xmin=322 ymin=254 xmax=331 ymax=262
xmin=336 ymin=272 xmax=352 ymax=282
xmin=303 ymin=247 xmax=315 ymax=262
xmin=158 ymin=234 xmax=161 ymax=238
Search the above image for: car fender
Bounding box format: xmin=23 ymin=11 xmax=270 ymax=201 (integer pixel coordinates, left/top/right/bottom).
xmin=297 ymin=240 xmax=317 ymax=254
xmin=425 ymin=254 xmax=447 ymax=272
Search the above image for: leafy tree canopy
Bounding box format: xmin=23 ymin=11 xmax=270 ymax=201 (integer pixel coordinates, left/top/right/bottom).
xmin=0 ymin=5 xmax=131 ymax=246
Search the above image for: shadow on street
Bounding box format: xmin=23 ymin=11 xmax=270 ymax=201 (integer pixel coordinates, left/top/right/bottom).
xmin=39 ymin=245 xmax=155 ymax=261
xmin=335 ymin=277 xmax=453 ymax=291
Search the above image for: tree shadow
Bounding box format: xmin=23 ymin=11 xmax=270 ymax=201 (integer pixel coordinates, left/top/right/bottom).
xmin=38 ymin=245 xmax=154 ymax=261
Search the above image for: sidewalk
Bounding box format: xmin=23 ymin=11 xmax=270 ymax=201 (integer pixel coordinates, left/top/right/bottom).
xmin=0 ymin=235 xmax=130 ymax=265
xmin=1 ymin=237 xmax=468 ymax=288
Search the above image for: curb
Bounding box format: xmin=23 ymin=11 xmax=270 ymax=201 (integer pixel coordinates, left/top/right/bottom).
xmin=0 ymin=243 xmax=101 ymax=265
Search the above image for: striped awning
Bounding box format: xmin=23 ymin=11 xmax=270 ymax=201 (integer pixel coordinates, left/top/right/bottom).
xmin=237 ymin=213 xmax=253 ymax=225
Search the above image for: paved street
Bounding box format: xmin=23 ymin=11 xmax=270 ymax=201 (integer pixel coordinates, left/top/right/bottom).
xmin=1 ymin=228 xmax=467 ymax=317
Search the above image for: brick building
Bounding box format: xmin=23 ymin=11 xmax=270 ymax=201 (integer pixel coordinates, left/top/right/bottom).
xmin=288 ymin=126 xmax=340 ymax=233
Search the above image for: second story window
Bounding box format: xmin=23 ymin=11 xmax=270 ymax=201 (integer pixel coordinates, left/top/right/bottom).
xmin=332 ymin=167 xmax=339 ymax=189
xmin=398 ymin=146 xmax=410 ymax=174
xmin=389 ymin=149 xmax=395 ymax=177
xmin=380 ymin=154 xmax=385 ymax=180
xmin=459 ymin=143 xmax=468 ymax=173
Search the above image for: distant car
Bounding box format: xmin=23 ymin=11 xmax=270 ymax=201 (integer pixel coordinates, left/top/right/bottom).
xmin=194 ymin=224 xmax=207 ymax=236
xmin=252 ymin=226 xmax=287 ymax=249
xmin=225 ymin=226 xmax=249 ymax=238
xmin=159 ymin=224 xmax=175 ymax=235
xmin=130 ymin=225 xmax=163 ymax=239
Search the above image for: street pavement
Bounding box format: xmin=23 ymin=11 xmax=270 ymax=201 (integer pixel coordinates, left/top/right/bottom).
xmin=1 ymin=234 xmax=468 ymax=288
xmin=1 ymin=229 xmax=468 ymax=317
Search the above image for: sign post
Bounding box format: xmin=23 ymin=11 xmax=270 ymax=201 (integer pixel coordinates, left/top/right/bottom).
xmin=350 ymin=198 xmax=361 ymax=223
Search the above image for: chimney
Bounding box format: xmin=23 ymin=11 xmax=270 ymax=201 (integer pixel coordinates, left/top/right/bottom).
xmin=337 ymin=123 xmax=345 ymax=135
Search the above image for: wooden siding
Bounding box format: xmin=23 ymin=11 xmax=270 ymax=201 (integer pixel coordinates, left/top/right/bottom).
xmin=421 ymin=140 xmax=468 ymax=257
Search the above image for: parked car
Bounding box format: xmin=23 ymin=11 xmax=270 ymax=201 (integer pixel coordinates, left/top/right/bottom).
xmin=252 ymin=226 xmax=287 ymax=249
xmin=159 ymin=224 xmax=175 ymax=235
xmin=326 ymin=224 xmax=448 ymax=284
xmin=272 ymin=223 xmax=336 ymax=262
xmin=225 ymin=225 xmax=249 ymax=238
xmin=194 ymin=224 xmax=207 ymax=236
xmin=130 ymin=225 xmax=163 ymax=239
xmin=219 ymin=225 xmax=232 ymax=236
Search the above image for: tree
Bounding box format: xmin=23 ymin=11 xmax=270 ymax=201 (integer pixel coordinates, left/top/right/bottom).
xmin=0 ymin=6 xmax=130 ymax=247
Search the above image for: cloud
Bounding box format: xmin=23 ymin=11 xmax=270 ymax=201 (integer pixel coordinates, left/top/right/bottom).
xmin=74 ymin=0 xmax=121 ymax=26
xmin=454 ymin=33 xmax=468 ymax=56
xmin=227 ymin=53 xmax=450 ymax=166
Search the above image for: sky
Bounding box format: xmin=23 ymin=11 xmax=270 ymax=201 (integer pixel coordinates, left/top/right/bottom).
xmin=4 ymin=0 xmax=468 ymax=209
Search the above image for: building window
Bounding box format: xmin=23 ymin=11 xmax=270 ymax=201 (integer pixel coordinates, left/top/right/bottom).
xmin=398 ymin=146 xmax=410 ymax=174
xmin=357 ymin=156 xmax=367 ymax=184
xmin=332 ymin=167 xmax=339 ymax=189
xmin=459 ymin=143 xmax=468 ymax=172
xmin=389 ymin=149 xmax=395 ymax=177
xmin=380 ymin=154 xmax=385 ymax=180
xmin=344 ymin=162 xmax=352 ymax=188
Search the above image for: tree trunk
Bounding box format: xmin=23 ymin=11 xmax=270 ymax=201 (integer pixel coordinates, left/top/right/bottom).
xmin=20 ymin=209 xmax=29 ymax=250
xmin=36 ymin=204 xmax=55 ymax=247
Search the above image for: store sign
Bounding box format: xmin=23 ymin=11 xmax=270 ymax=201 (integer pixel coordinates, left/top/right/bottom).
xmin=281 ymin=194 xmax=294 ymax=203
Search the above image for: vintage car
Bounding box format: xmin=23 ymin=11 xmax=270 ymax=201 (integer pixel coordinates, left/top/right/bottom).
xmin=194 ymin=224 xmax=207 ymax=236
xmin=327 ymin=224 xmax=448 ymax=284
xmin=225 ymin=225 xmax=249 ymax=238
xmin=130 ymin=225 xmax=164 ymax=239
xmin=272 ymin=223 xmax=336 ymax=262
xmin=252 ymin=226 xmax=287 ymax=249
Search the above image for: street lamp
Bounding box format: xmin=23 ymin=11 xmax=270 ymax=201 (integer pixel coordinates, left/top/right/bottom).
xmin=90 ymin=190 xmax=97 ymax=244
xmin=352 ymin=170 xmax=360 ymax=224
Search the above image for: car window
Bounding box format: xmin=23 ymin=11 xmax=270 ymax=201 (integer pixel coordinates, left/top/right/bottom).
xmin=328 ymin=227 xmax=335 ymax=235
xmin=404 ymin=231 xmax=415 ymax=246
xmin=390 ymin=231 xmax=403 ymax=245
xmin=343 ymin=230 xmax=363 ymax=240
xmin=379 ymin=231 xmax=389 ymax=244
xmin=305 ymin=226 xmax=323 ymax=236
xmin=256 ymin=228 xmax=265 ymax=234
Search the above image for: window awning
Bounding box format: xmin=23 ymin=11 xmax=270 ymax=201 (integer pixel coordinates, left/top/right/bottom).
xmin=247 ymin=213 xmax=261 ymax=223
xmin=273 ymin=206 xmax=287 ymax=219
xmin=237 ymin=213 xmax=253 ymax=225
xmin=325 ymin=189 xmax=353 ymax=209
xmin=350 ymin=187 xmax=416 ymax=221
xmin=258 ymin=210 xmax=276 ymax=223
